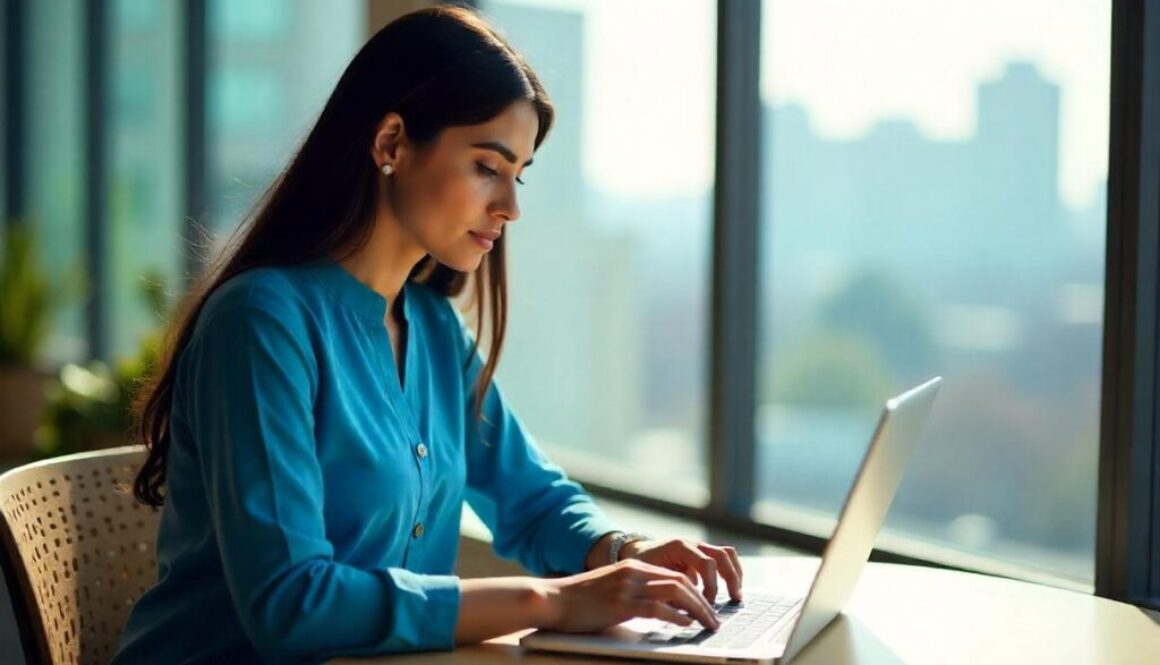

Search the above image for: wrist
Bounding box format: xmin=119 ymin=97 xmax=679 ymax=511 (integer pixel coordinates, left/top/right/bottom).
xmin=585 ymin=532 xmax=619 ymax=570
xmin=609 ymin=531 xmax=650 ymax=564
xmin=530 ymin=578 xmax=564 ymax=630
xmin=618 ymin=538 xmax=648 ymax=560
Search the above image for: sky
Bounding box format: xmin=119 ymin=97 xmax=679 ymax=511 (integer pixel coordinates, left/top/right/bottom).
xmin=496 ymin=0 xmax=1112 ymax=210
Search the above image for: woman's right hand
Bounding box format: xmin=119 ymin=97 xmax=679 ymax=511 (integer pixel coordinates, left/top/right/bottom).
xmin=538 ymin=558 xmax=722 ymax=633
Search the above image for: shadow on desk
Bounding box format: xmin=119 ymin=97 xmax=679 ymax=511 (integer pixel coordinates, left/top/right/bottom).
xmin=794 ymin=615 xmax=907 ymax=665
xmin=329 ymin=615 xmax=910 ymax=665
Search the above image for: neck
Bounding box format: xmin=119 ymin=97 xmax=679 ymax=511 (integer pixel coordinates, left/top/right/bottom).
xmin=335 ymin=210 xmax=426 ymax=325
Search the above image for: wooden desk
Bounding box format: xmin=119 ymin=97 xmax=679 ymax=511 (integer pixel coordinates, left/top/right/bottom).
xmin=330 ymin=556 xmax=1160 ymax=665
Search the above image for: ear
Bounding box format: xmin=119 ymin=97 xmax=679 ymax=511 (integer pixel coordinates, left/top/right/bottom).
xmin=371 ymin=112 xmax=409 ymax=169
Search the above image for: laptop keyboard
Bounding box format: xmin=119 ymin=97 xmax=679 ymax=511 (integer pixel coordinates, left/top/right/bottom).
xmin=642 ymin=593 xmax=802 ymax=649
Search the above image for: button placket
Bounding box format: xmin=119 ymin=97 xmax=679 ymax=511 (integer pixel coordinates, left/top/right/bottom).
xmin=373 ymin=318 xmax=429 ymax=568
xmin=409 ymin=440 xmax=429 ymax=549
xmin=403 ymin=434 xmax=429 ymax=565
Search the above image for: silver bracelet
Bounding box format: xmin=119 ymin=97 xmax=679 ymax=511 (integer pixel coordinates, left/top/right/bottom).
xmin=609 ymin=531 xmax=650 ymax=564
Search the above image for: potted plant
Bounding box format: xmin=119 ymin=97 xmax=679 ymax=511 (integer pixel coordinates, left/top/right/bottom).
xmin=0 ymin=224 xmax=58 ymax=458
xmin=37 ymin=270 xmax=168 ymax=457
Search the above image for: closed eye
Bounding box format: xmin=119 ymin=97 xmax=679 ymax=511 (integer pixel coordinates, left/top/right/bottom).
xmin=477 ymin=162 xmax=525 ymax=186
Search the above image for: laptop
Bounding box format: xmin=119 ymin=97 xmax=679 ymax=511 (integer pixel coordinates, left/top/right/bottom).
xmin=521 ymin=376 xmax=942 ymax=665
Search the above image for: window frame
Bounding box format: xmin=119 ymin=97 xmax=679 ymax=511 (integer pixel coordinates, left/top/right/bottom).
xmin=2 ymin=0 xmax=21 ymax=226
xmin=84 ymin=0 xmax=109 ymax=360
xmin=1095 ymin=0 xmax=1160 ymax=609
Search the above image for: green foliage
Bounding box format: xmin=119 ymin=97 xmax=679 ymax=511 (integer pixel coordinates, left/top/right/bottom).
xmin=767 ymin=268 xmax=937 ymax=409
xmin=817 ymin=268 xmax=937 ymax=379
xmin=0 ymin=224 xmax=54 ymax=366
xmin=769 ymin=330 xmax=895 ymax=408
xmin=37 ymin=269 xmax=169 ymax=457
xmin=37 ymin=361 xmax=132 ymax=456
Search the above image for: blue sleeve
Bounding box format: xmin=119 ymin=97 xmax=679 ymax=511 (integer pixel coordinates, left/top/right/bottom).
xmin=181 ymin=296 xmax=460 ymax=663
xmin=452 ymin=307 xmax=623 ymax=577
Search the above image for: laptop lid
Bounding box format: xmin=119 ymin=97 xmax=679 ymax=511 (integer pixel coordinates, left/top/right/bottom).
xmin=779 ymin=376 xmax=941 ymax=662
xmin=519 ymin=377 xmax=941 ymax=664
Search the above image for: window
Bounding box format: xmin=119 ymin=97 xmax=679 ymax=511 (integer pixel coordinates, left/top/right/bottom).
xmin=207 ymin=0 xmax=364 ymax=234
xmin=478 ymin=0 xmax=717 ymax=504
xmin=755 ymin=0 xmax=1111 ymax=583
xmin=3 ymin=0 xmax=1154 ymax=605
xmin=25 ymin=0 xmax=87 ymax=363
xmin=107 ymin=0 xmax=183 ymax=358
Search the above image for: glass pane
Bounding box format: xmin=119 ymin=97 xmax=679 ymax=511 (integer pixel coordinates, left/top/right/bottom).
xmin=207 ymin=0 xmax=364 ymax=236
xmin=25 ymin=0 xmax=86 ymax=363
xmin=756 ymin=0 xmax=1110 ymax=582
xmin=107 ymin=0 xmax=183 ymax=358
xmin=479 ymin=0 xmax=716 ymax=504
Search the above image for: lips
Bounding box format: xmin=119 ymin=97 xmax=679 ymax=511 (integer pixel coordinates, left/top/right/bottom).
xmin=470 ymin=232 xmax=495 ymax=251
xmin=472 ymin=229 xmax=502 ymax=241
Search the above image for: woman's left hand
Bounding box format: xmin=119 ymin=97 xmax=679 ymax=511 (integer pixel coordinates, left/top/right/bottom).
xmin=620 ymin=539 xmax=744 ymax=604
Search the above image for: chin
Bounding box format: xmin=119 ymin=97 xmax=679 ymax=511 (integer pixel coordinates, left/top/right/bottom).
xmin=430 ymin=251 xmax=484 ymax=274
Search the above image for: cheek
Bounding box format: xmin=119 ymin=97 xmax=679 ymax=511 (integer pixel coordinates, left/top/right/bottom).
xmin=407 ymin=167 xmax=490 ymax=270
xmin=423 ymin=168 xmax=486 ymax=226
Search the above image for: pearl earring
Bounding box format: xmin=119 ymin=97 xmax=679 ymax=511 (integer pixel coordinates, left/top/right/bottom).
xmin=381 ymin=163 xmax=394 ymax=176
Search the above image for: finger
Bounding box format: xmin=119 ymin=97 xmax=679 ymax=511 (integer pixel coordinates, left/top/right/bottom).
xmin=724 ymin=546 xmax=744 ymax=590
xmin=634 ymin=559 xmax=715 ymax=616
xmin=680 ymin=563 xmax=702 ymax=591
xmin=661 ymin=565 xmax=718 ymax=620
xmin=645 ymin=579 xmax=720 ymax=630
xmin=679 ymin=543 xmax=719 ymax=604
xmin=648 ymin=579 xmax=716 ymax=629
xmin=631 ymin=600 xmax=693 ymax=627
xmin=699 ymin=544 xmax=742 ymax=601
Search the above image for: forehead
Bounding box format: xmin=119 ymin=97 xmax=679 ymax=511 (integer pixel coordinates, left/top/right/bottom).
xmin=445 ymin=100 xmax=539 ymax=162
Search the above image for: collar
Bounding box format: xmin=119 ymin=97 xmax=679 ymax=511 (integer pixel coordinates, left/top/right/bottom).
xmin=305 ymin=257 xmax=412 ymax=324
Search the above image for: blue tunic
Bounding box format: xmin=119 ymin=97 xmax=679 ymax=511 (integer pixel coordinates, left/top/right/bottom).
xmin=109 ymin=259 xmax=622 ymax=664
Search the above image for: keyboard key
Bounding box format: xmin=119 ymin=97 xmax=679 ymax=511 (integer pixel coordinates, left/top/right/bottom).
xmin=648 ymin=592 xmax=802 ymax=650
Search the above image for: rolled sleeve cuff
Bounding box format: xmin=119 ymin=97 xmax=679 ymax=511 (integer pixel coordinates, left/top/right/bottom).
xmin=380 ymin=569 xmax=461 ymax=651
xmin=543 ymin=500 xmax=624 ymax=575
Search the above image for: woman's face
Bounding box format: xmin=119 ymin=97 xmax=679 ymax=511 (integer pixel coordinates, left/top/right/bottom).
xmin=377 ymin=99 xmax=538 ymax=273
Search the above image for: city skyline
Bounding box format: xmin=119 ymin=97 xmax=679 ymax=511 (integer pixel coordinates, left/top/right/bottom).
xmin=22 ymin=0 xmax=1107 ymax=580
xmin=488 ymin=0 xmax=1110 ymax=210
xmin=483 ymin=0 xmax=1105 ymax=581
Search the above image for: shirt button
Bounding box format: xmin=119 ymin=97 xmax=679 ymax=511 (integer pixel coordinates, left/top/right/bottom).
xmin=412 ymin=523 xmax=425 ymax=538
xmin=416 ymin=442 xmax=428 ymax=459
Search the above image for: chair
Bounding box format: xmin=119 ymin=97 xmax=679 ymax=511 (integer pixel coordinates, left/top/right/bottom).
xmin=0 ymin=446 xmax=161 ymax=665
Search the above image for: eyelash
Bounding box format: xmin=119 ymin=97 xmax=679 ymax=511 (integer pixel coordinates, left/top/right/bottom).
xmin=477 ymin=163 xmax=525 ymax=186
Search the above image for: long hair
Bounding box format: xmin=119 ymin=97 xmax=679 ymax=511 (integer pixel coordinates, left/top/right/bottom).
xmin=131 ymin=6 xmax=553 ymax=507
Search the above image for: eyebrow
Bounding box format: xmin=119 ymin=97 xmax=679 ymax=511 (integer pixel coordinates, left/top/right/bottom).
xmin=472 ymin=141 xmax=534 ymax=168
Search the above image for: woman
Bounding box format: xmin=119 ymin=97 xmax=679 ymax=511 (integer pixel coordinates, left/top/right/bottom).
xmin=111 ymin=6 xmax=742 ymax=664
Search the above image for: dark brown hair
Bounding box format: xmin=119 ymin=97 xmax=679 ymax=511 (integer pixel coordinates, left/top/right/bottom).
xmin=131 ymin=6 xmax=553 ymax=507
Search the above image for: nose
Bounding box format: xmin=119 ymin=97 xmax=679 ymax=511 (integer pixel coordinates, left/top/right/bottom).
xmin=490 ymin=180 xmax=520 ymax=223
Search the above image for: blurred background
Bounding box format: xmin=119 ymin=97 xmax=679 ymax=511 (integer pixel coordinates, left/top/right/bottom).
xmin=0 ymin=0 xmax=1109 ymax=587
